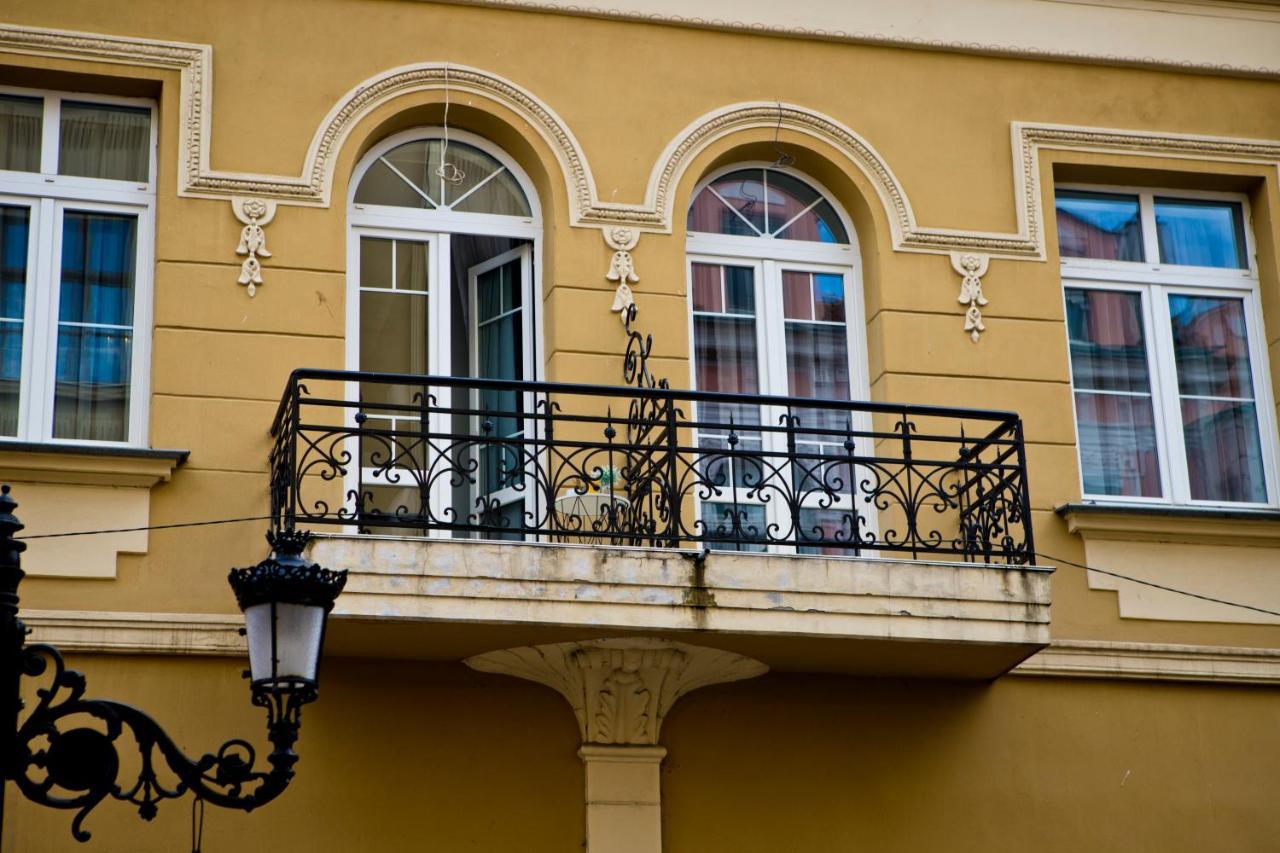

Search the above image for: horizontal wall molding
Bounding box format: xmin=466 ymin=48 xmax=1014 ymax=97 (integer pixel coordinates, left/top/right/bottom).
xmin=3 ymin=24 xmax=1279 ymax=260
xmin=1013 ymin=639 xmax=1280 ymax=685
xmin=22 ymin=609 xmax=1280 ymax=685
xmin=440 ymin=0 xmax=1280 ymax=81
xmin=22 ymin=610 xmax=245 ymax=656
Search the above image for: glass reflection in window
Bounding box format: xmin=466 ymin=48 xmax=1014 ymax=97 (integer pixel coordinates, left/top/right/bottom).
xmin=1055 ymin=191 xmax=1144 ymax=262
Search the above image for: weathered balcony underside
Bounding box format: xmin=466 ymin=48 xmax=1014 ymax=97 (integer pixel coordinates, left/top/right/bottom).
xmin=312 ymin=536 xmax=1051 ymax=680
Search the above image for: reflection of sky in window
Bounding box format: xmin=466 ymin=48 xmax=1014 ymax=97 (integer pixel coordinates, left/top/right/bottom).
xmin=1056 ymin=194 xmax=1139 ymax=234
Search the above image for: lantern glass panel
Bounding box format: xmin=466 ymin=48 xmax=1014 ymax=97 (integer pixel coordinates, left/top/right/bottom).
xmin=244 ymin=602 xmax=326 ymax=684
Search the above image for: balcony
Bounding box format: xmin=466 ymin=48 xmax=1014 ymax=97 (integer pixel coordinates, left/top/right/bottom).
xmin=271 ymin=369 xmax=1051 ymax=679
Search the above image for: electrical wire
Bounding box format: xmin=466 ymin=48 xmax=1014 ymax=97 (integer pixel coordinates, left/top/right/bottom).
xmin=1038 ymin=549 xmax=1280 ymax=619
xmin=16 ymin=515 xmax=273 ymax=541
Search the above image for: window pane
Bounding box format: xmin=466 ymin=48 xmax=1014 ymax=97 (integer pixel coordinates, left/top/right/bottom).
xmin=53 ymin=211 xmax=137 ymax=442
xmin=59 ymin=101 xmax=150 ymax=183
xmin=1181 ymin=400 xmax=1267 ymax=502
xmin=0 ymin=206 xmax=29 ymax=321
xmin=769 ymin=172 xmax=848 ymax=243
xmin=813 ymin=273 xmax=846 ymax=322
xmin=694 ymin=316 xmax=758 ymax=394
xmin=0 ymin=206 xmax=30 ymax=438
xmin=691 ymin=263 xmax=722 ymax=313
xmin=354 ymin=157 xmax=434 ymax=209
xmin=0 ymin=95 xmax=42 ymax=173
xmin=360 ymin=290 xmax=428 ymax=406
xmin=688 ymin=171 xmax=766 ymax=236
xmin=786 ymin=324 xmax=850 ymax=401
xmin=442 ymin=144 xmax=531 ymax=216
xmin=1074 ymin=392 xmax=1162 ymax=498
xmin=53 ymin=327 xmax=132 ymax=441
xmin=1168 ymin=295 xmax=1254 ymax=399
xmin=1065 ymin=289 xmax=1151 ymax=393
xmin=59 ymin=212 xmax=136 ymax=326
xmin=1055 ymin=191 xmax=1144 ymax=262
xmin=394 ymin=240 xmax=428 ymax=292
xmin=724 ymin=265 xmax=754 ymax=314
xmin=782 ymin=271 xmax=811 ymax=320
xmin=1156 ymin=198 xmax=1247 ymax=269
xmin=359 ymin=237 xmax=393 ymax=289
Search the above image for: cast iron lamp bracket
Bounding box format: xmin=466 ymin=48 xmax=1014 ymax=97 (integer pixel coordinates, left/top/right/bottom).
xmin=0 ymin=486 xmax=346 ymax=843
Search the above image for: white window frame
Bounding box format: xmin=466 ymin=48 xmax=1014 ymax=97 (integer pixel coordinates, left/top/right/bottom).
xmin=1059 ymin=183 xmax=1280 ymax=509
xmin=0 ymin=86 xmax=157 ymax=447
xmin=685 ymin=163 xmax=874 ymax=553
xmin=345 ymin=128 xmax=543 ymax=532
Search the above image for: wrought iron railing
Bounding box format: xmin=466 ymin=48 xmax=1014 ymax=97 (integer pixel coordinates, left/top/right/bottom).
xmin=269 ymin=369 xmax=1035 ymax=565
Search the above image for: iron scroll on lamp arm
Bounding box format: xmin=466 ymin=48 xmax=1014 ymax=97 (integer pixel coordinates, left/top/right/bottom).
xmin=0 ymin=484 xmax=347 ymax=843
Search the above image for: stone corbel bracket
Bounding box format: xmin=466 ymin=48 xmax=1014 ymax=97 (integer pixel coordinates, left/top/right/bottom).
xmin=466 ymin=637 xmax=767 ymax=745
xmin=232 ymin=197 xmax=276 ymax=297
xmin=951 ymin=251 xmax=990 ymax=343
xmin=605 ymin=227 xmax=640 ymax=324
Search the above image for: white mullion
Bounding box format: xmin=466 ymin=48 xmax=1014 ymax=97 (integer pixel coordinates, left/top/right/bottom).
xmin=758 ymin=258 xmax=794 ymax=552
xmin=1147 ymin=285 xmax=1186 ymax=503
xmin=127 ymin=201 xmax=153 ymax=445
xmin=1245 ymin=288 xmax=1280 ymax=504
xmin=427 ymin=233 xmax=452 ymax=537
xmin=1138 ymin=190 xmax=1160 ymax=265
xmin=39 ymin=95 xmax=59 ymax=176
xmin=13 ymin=198 xmax=39 ymax=441
xmin=27 ymin=200 xmax=58 ymax=441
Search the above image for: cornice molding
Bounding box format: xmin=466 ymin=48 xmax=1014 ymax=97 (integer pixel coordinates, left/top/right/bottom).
xmin=1013 ymin=639 xmax=1280 ymax=685
xmin=437 ymin=0 xmax=1280 ymax=80
xmin=18 ymin=610 xmax=1280 ymax=686
xmin=2 ymin=24 xmax=1279 ymax=260
xmin=22 ymin=610 xmax=245 ymax=656
xmin=0 ymin=444 xmax=188 ymax=488
xmin=1058 ymin=503 xmax=1280 ymax=546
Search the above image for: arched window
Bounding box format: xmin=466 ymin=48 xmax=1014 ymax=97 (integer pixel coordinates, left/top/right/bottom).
xmin=354 ymin=137 xmax=532 ymax=217
xmin=685 ymin=165 xmax=868 ymax=551
xmin=347 ymin=129 xmax=541 ymax=531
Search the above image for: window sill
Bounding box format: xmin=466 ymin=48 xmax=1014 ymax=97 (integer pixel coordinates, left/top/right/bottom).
xmin=0 ymin=442 xmax=188 ymax=488
xmin=1056 ymin=502 xmax=1280 ymax=547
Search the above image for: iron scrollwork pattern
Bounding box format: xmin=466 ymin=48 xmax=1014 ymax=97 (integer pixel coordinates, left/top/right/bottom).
xmin=268 ymin=367 xmax=1035 ymax=565
xmin=11 ymin=640 xmax=306 ymax=841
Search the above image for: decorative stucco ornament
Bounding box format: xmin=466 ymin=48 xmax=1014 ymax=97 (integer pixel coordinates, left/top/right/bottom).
xmin=465 ymin=638 xmax=767 ymax=745
xmin=951 ymin=252 xmax=990 ymax=343
xmin=605 ymin=228 xmax=640 ymax=324
xmin=232 ymin=197 xmax=276 ymax=297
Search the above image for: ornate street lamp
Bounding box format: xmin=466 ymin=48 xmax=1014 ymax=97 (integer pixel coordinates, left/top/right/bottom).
xmin=0 ymin=485 xmax=346 ymax=843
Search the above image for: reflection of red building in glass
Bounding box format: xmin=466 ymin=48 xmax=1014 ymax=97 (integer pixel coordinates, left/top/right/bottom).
xmin=1057 ymin=207 xmax=1143 ymax=261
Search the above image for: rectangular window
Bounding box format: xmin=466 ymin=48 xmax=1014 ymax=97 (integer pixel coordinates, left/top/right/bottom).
xmin=0 ymin=87 xmax=154 ymax=446
xmin=1059 ymin=186 xmax=1275 ymax=507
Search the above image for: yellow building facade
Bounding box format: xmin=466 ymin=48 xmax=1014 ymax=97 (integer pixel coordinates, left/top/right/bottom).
xmin=1 ymin=1 xmax=1280 ymax=850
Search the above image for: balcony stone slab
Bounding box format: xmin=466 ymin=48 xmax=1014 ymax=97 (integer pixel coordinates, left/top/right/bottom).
xmin=309 ymin=536 xmax=1052 ymax=679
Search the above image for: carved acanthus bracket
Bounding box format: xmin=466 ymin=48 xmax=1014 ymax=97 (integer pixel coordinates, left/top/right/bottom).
xmin=466 ymin=638 xmax=767 ymax=745
xmin=605 ymin=227 xmax=640 ymax=324
xmin=951 ymin=252 xmax=990 ymax=343
xmin=232 ymin=197 xmax=276 ymax=297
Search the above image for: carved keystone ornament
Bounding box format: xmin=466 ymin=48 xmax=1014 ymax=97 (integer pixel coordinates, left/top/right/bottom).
xmin=950 ymin=251 xmax=991 ymax=343
xmin=232 ymin=197 xmax=277 ymax=297
xmin=605 ymin=228 xmax=641 ymax=324
xmin=465 ymin=638 xmax=767 ymax=745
